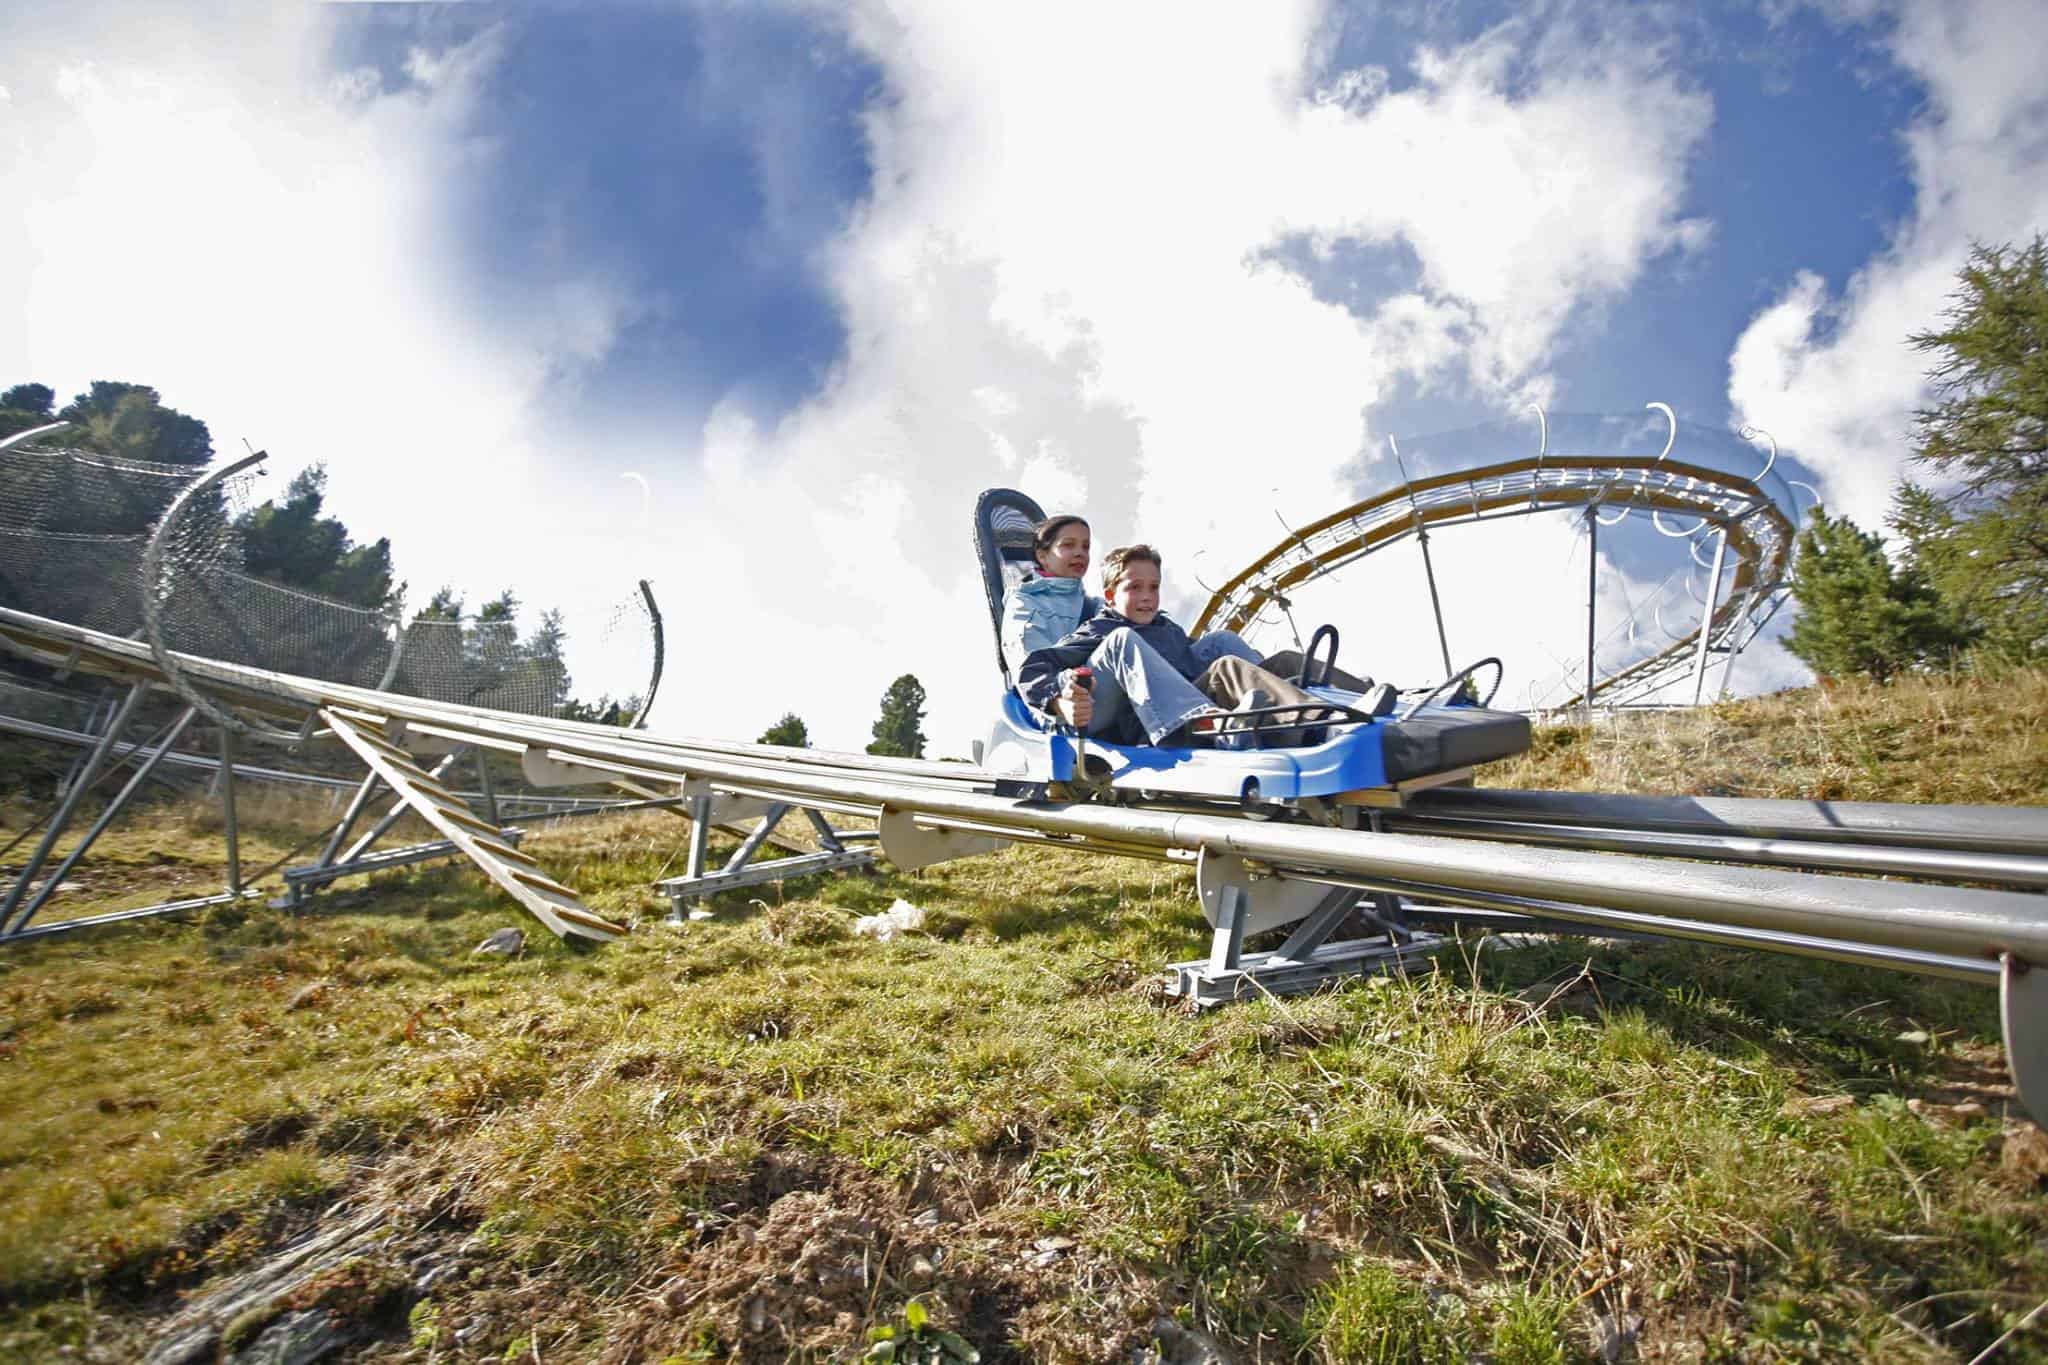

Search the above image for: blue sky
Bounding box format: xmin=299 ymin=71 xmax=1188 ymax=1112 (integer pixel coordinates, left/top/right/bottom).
xmin=5 ymin=0 xmax=2045 ymax=748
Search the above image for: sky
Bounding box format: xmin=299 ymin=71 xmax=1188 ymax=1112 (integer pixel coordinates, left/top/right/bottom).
xmin=5 ymin=0 xmax=2045 ymax=753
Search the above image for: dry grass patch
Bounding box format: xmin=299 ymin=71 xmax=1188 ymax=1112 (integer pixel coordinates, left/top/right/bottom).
xmin=1492 ymin=665 xmax=2048 ymax=804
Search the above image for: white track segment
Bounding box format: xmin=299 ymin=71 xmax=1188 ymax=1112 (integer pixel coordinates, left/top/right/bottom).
xmin=322 ymin=707 xmax=627 ymax=943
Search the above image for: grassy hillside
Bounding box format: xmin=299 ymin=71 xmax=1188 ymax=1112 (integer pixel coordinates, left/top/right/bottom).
xmin=1 ymin=674 xmax=2045 ymax=1362
xmin=1488 ymin=665 xmax=2048 ymax=804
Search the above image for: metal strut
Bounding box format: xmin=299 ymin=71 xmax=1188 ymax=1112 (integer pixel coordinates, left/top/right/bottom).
xmin=661 ymin=790 xmax=877 ymax=919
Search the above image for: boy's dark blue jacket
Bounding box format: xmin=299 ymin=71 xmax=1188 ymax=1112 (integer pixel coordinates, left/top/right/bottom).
xmin=1016 ymin=611 xmax=1203 ymax=741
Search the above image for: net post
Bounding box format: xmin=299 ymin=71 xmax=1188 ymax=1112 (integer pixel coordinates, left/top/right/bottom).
xmin=220 ymin=727 xmax=242 ymax=896
xmin=628 ymin=579 xmax=663 ymax=730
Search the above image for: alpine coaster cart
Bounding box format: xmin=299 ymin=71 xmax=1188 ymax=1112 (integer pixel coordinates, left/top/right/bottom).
xmin=972 ymin=487 xmax=1535 ymax=1004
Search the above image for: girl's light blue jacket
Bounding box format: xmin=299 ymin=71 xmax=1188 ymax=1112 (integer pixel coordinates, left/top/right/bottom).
xmin=999 ymin=574 xmax=1099 ymax=676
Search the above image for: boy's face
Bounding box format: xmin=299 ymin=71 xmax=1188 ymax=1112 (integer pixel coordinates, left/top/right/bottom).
xmin=1107 ymin=558 xmax=1161 ymax=625
xmin=1035 ymin=523 xmax=1091 ymax=579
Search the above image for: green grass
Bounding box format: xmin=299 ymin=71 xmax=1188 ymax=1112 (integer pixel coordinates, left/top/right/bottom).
xmin=1 ymin=673 xmax=2046 ymax=1361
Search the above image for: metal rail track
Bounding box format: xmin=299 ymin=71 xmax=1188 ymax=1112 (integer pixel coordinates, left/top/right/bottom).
xmin=2 ymin=602 xmax=2044 ymax=1113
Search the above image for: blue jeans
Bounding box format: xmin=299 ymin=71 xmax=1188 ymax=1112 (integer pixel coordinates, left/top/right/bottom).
xmin=1082 ymin=628 xmax=1215 ymax=744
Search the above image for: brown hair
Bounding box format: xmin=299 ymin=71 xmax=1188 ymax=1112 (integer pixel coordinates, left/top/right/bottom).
xmin=1032 ymin=514 xmax=1089 ymax=560
xmin=1099 ymin=543 xmax=1162 ymax=597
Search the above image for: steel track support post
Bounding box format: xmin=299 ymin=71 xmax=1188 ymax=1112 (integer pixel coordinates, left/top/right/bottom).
xmin=220 ymin=727 xmax=242 ymax=896
xmin=1718 ymin=580 xmax=1760 ymax=701
xmin=2002 ymin=954 xmax=2047 ymax=1121
xmin=1414 ymin=520 xmax=1453 ymax=678
xmin=666 ymin=794 xmax=717 ymax=926
xmin=1584 ymin=504 xmax=1599 ymax=726
xmin=1270 ymin=887 xmax=1362 ymax=964
xmin=474 ymin=749 xmax=500 ymax=827
xmin=58 ymin=698 xmax=113 ymax=801
xmin=1689 ymin=527 xmax=1729 ymax=706
xmin=7 ymin=705 xmax=198 ymax=934
xmin=685 ymin=795 xmax=712 ymax=879
xmin=1 ymin=681 xmax=147 ymax=932
xmin=1206 ymin=884 xmax=1249 ymax=976
xmin=319 ymin=773 xmax=384 ymax=870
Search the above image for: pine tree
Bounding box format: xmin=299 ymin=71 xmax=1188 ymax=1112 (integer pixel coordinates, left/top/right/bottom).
xmin=527 ymin=609 xmax=572 ymax=712
xmin=235 ymin=464 xmax=397 ymax=610
xmin=866 ymin=674 xmax=927 ymax=758
xmin=1897 ymin=235 xmax=2048 ymax=658
xmin=57 ymin=380 xmax=212 ymax=465
xmin=759 ymin=712 xmax=810 ymax=747
xmin=1785 ymin=508 xmax=1971 ymax=682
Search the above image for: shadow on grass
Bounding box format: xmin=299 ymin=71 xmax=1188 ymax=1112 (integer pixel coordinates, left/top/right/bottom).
xmin=1447 ymin=931 xmax=2004 ymax=1098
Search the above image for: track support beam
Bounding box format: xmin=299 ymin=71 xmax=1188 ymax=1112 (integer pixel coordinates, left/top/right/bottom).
xmin=1167 ymin=853 xmax=1444 ymax=1007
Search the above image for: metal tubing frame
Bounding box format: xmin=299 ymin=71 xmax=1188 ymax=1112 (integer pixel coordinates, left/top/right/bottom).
xmin=2 ymin=888 xmax=265 ymax=944
xmin=661 ymin=796 xmax=874 ymax=914
xmin=5 ymin=704 xmax=198 ymax=934
xmin=0 ymin=680 xmax=148 ymax=931
xmin=338 ymin=750 xmax=467 ymax=865
xmin=275 ymin=751 xmax=475 ymax=909
xmin=1380 ymin=813 xmax=2048 ymax=889
xmin=474 ymin=749 xmax=500 ymax=827
xmin=1193 ymin=448 xmax=1800 ymax=711
xmin=1415 ymin=520 xmax=1453 ymax=678
xmin=1294 ymin=871 xmax=2001 ymax=987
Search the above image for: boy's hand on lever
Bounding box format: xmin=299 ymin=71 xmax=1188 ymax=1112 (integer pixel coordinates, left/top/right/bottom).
xmin=1054 ymin=667 xmax=1094 ymax=729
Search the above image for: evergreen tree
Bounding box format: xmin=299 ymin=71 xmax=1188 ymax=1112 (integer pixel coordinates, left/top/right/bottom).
xmin=1 ymin=383 xmax=53 ymax=415
xmin=57 ymin=380 xmax=213 ymax=465
xmin=1786 ymin=508 xmax=1971 ymax=682
xmin=0 ymin=382 xmax=55 ymax=438
xmin=527 ymin=609 xmax=572 ymax=712
xmin=236 ymin=465 xmax=397 ymax=610
xmin=866 ymin=674 xmax=927 ymax=758
xmin=759 ymin=712 xmax=810 ymax=747
xmin=1897 ymin=235 xmax=2048 ymax=658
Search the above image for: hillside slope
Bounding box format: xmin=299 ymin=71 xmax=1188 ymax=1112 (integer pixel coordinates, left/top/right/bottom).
xmin=1489 ymin=666 xmax=2048 ymax=805
xmin=1 ymin=674 xmax=2044 ymax=1363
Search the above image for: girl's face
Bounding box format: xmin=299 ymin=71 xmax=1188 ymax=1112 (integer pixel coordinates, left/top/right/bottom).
xmin=1035 ymin=522 xmax=1091 ymax=579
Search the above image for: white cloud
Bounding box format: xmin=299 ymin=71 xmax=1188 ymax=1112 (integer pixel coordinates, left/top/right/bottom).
xmin=5 ymin=1 xmax=1726 ymax=753
xmin=632 ymin=0 xmax=1718 ymax=749
xmin=1728 ymin=0 xmax=2048 ymax=531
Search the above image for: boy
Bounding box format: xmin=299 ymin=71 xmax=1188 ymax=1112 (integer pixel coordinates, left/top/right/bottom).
xmin=1016 ymin=544 xmax=1331 ymax=748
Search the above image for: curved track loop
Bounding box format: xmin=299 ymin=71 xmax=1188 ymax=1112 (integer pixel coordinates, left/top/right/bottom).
xmin=1191 ymin=453 xmax=1794 ymax=707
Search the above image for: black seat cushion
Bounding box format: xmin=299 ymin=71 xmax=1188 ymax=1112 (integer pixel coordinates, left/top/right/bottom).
xmin=1380 ymin=707 xmax=1532 ymax=781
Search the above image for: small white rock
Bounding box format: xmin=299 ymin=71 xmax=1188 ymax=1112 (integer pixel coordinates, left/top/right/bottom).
xmin=472 ymin=927 xmax=524 ymax=956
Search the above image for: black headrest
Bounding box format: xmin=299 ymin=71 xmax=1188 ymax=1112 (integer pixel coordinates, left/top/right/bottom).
xmin=972 ymin=487 xmax=1046 ymax=684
